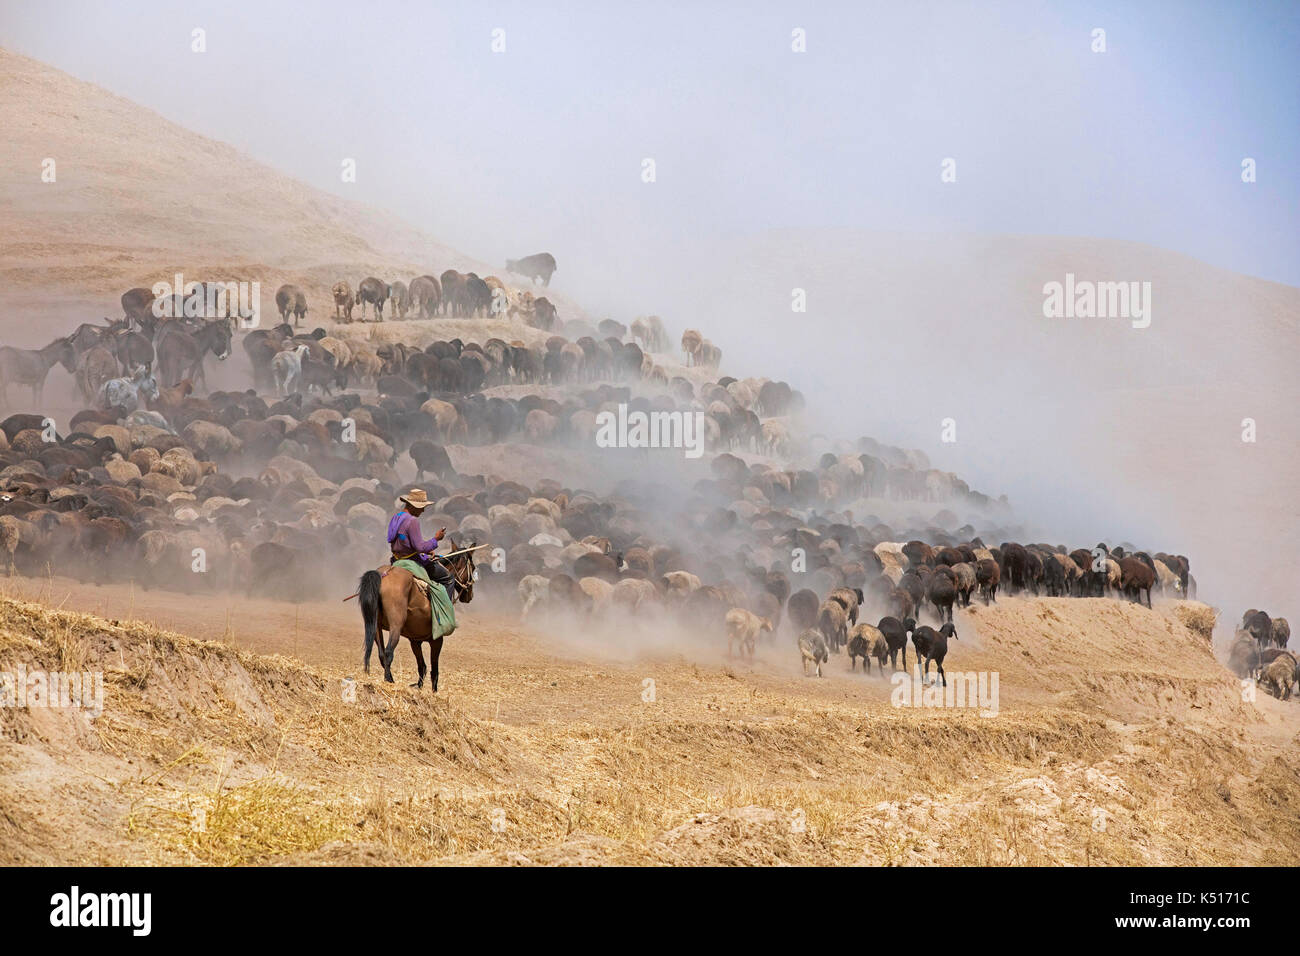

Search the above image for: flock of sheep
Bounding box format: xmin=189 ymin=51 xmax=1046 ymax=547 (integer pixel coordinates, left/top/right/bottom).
xmin=1227 ymin=609 xmax=1295 ymax=699
xmin=748 ymin=540 xmax=1194 ymax=685
xmin=0 ymin=272 xmax=1291 ymax=705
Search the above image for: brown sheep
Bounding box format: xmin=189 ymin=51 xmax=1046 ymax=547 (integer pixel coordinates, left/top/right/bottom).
xmin=74 ymin=346 xmax=118 ymax=406
xmin=356 ymin=277 xmax=387 ymax=320
xmin=524 ymin=409 xmax=559 ymax=443
xmin=1118 ymin=556 xmax=1154 ymax=607
xmin=331 ymin=281 xmax=354 ymax=321
xmin=975 ymin=558 xmax=1000 ymax=605
xmin=827 ymin=586 xmax=863 ymax=626
xmin=612 ymin=578 xmax=658 ymax=612
xmin=1260 ymin=657 xmax=1295 ymax=700
xmin=817 ymin=598 xmax=849 ymax=654
xmin=1227 ymin=630 xmax=1260 ymax=679
xmin=1273 ymin=618 xmax=1291 ymax=648
xmin=661 ymin=570 xmax=701 ymax=602
xmin=681 ymin=329 xmax=702 ymax=366
xmin=388 ymin=280 xmax=410 ymax=319
xmin=785 ymin=588 xmax=819 ymax=632
xmin=951 ymin=561 xmax=976 ymax=607
xmin=275 ymin=284 xmax=309 ymax=326
xmin=847 ymin=622 xmax=888 ymax=674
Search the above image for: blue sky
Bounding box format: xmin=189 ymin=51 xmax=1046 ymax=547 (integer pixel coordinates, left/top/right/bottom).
xmin=3 ymin=0 xmax=1297 ymax=293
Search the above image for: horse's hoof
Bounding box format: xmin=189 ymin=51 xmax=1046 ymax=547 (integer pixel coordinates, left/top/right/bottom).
xmin=409 ymin=681 xmax=421 ymax=688
xmin=384 ymin=674 xmax=394 ymax=684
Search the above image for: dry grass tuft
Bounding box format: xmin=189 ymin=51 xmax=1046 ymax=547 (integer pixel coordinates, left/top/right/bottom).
xmin=1173 ymin=602 xmax=1218 ymax=641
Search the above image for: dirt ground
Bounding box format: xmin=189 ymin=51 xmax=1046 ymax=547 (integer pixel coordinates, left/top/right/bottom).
xmin=1 ymin=575 xmax=1296 ymax=866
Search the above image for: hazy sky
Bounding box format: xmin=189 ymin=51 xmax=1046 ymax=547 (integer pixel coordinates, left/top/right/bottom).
xmin=3 ymin=0 xmax=1297 ymax=293
xmin=3 ymin=1 xmax=1298 ymax=605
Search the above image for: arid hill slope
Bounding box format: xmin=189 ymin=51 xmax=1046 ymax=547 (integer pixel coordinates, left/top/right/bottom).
xmin=1 ymin=589 xmax=1295 ymax=866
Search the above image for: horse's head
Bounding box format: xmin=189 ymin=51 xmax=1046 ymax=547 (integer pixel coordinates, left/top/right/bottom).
xmin=52 ymin=337 xmax=77 ymax=372
xmin=445 ymin=537 xmax=477 ymax=604
xmin=211 ymin=318 xmax=233 ymax=360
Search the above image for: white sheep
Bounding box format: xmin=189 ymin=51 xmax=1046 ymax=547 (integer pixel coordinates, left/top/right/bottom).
xmin=271 ymin=344 xmax=309 ymax=396
xmin=724 ymin=608 xmax=772 ymax=660
xmin=1106 ymin=558 xmax=1122 ymax=595
xmin=798 ymin=628 xmax=829 ymax=677
xmin=1153 ymin=559 xmax=1182 ymax=597
xmin=518 ymin=574 xmax=550 ymax=622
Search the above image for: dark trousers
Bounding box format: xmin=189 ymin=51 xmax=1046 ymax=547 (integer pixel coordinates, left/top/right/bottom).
xmin=404 ymin=554 xmax=455 ymax=600
xmin=424 ymin=558 xmax=454 ymax=590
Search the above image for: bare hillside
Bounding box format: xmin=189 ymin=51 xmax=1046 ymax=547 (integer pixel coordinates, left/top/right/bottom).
xmin=0 ymin=588 xmax=1296 ymax=866
xmin=0 ymin=47 xmax=584 ymax=340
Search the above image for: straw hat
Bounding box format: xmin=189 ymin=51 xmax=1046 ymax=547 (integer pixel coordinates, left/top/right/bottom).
xmin=399 ymin=488 xmax=430 ymax=511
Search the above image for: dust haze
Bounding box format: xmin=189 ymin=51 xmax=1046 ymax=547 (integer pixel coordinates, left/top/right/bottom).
xmin=2 ymin=2 xmax=1299 ymax=872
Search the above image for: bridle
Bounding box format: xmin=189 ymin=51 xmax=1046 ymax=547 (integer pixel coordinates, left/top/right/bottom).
xmin=444 ymin=551 xmax=475 ymax=603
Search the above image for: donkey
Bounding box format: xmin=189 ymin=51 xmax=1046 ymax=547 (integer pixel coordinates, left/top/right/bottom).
xmin=97 ymin=366 xmax=159 ymax=413
xmin=0 ymin=337 xmax=76 ymax=405
xmin=154 ymin=318 xmax=232 ymax=392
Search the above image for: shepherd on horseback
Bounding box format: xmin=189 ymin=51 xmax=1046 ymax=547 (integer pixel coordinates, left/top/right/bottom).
xmin=386 ymin=488 xmax=458 ymax=599
xmin=358 ymin=489 xmax=478 ymax=691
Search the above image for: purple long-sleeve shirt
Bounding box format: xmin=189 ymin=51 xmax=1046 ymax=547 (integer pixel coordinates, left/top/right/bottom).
xmin=388 ymin=511 xmax=442 ymax=557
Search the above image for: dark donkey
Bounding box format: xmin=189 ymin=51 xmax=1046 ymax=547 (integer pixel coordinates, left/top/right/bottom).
xmin=110 ymin=319 xmax=156 ymax=374
xmin=155 ymin=318 xmax=233 ymax=392
xmin=0 ymin=337 xmax=75 ymax=405
xmin=358 ymin=539 xmax=478 ymax=691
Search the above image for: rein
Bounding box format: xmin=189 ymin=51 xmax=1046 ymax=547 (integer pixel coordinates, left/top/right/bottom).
xmin=343 ymin=545 xmax=485 ymax=602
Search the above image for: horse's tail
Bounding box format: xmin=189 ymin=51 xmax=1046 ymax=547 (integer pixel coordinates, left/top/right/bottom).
xmin=359 ymin=570 xmax=383 ymax=665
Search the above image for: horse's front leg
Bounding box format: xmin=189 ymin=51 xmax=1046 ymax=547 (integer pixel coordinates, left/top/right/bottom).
xmin=429 ymin=637 xmax=443 ymax=693
xmin=410 ymin=640 xmax=427 ymax=688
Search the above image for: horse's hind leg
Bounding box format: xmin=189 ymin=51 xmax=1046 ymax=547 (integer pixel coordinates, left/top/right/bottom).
xmin=410 ymin=640 xmax=427 ymax=689
xmin=383 ymin=606 xmax=406 ymax=683
xmin=364 ymin=618 xmax=383 ymax=675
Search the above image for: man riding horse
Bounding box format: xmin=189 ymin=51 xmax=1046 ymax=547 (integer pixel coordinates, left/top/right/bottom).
xmin=386 ymin=488 xmax=458 ymax=599
xmin=360 ymin=489 xmax=478 ymax=691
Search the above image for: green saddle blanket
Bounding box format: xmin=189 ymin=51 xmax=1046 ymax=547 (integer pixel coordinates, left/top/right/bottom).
xmin=390 ymin=559 xmax=457 ymax=639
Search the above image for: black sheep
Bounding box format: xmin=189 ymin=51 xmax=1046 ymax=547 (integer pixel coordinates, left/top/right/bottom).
xmin=408 ymin=439 xmax=453 ymax=481
xmin=911 ymin=622 xmax=958 ymax=686
xmin=877 ymin=615 xmax=915 ymax=671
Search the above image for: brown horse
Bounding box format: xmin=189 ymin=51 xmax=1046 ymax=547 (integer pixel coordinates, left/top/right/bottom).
xmin=358 ymin=540 xmax=477 ymax=691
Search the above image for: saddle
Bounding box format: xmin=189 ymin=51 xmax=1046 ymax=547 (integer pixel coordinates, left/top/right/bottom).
xmin=387 ymin=558 xmax=457 ymax=639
